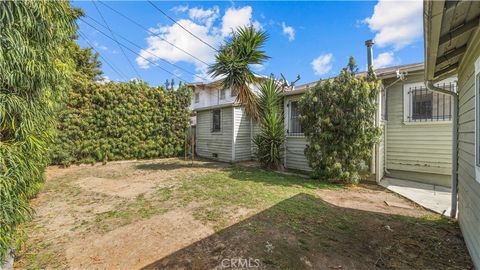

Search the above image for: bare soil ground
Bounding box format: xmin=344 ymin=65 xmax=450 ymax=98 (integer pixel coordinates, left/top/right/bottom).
xmin=15 ymin=158 xmax=473 ymax=269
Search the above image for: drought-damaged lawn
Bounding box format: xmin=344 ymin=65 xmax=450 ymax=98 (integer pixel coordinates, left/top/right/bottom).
xmin=15 ymin=158 xmax=472 ymax=269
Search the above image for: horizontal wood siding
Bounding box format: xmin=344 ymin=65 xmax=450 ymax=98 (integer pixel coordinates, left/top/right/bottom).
xmin=233 ymin=107 xmax=252 ymax=161
xmin=457 ymin=29 xmax=480 ymax=267
xmin=285 ymin=136 xmax=311 ymax=172
xmin=385 ymin=74 xmax=452 ymax=186
xmin=196 ymin=107 xmax=233 ymax=162
xmin=250 ymin=120 xmax=261 ymax=160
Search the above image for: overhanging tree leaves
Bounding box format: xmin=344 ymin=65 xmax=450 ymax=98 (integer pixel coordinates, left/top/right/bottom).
xmin=0 ymin=1 xmax=77 ymax=261
xmin=298 ymin=57 xmax=381 ymax=184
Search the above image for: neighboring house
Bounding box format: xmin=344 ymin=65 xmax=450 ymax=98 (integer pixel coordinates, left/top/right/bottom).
xmin=190 ymin=79 xmax=261 ymax=162
xmin=424 ymin=0 xmax=480 ymax=267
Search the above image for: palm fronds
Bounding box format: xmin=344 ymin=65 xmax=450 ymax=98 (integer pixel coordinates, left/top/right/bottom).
xmin=209 ymin=25 xmax=269 ymax=120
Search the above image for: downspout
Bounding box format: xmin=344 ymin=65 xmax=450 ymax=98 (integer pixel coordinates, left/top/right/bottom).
xmin=425 ymin=80 xmax=458 ymax=218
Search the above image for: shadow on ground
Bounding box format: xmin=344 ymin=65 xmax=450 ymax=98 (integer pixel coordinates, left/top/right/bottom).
xmin=142 ymin=193 xmax=472 ymax=270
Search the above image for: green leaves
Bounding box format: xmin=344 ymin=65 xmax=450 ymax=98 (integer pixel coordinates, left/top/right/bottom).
xmin=298 ymin=58 xmax=381 ymax=184
xmin=51 ymin=82 xmax=192 ymax=166
xmin=209 ymin=25 xmax=269 ymax=121
xmin=253 ymin=77 xmax=285 ymax=169
xmin=0 ymin=1 xmax=78 ymax=262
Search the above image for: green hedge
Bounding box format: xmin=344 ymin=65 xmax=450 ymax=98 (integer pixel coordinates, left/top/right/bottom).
xmin=51 ymin=81 xmax=191 ymax=165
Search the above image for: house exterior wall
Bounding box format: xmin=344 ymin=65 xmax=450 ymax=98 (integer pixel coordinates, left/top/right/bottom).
xmin=284 ymin=95 xmax=311 ymax=172
xmin=456 ymin=28 xmax=480 ymax=267
xmin=191 ymin=87 xmax=236 ymax=111
xmin=196 ymin=107 xmax=234 ymax=162
xmin=384 ymin=74 xmax=452 ymax=187
xmin=233 ymin=107 xmax=252 ymax=161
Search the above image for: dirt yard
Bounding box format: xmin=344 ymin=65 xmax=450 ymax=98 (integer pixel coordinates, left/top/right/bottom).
xmin=15 ymin=158 xmax=472 ymax=269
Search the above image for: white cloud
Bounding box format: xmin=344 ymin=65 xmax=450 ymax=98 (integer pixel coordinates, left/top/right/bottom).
xmin=171 ymin=5 xmax=188 ymax=13
xmin=188 ymin=6 xmax=219 ymax=28
xmin=137 ymin=5 xmax=263 ymax=82
xmin=251 ymin=63 xmax=266 ymax=72
xmin=311 ymin=53 xmax=333 ymax=76
xmin=281 ymin=22 xmax=295 ymax=41
xmin=221 ymin=6 xmax=261 ymax=36
xmin=364 ymin=0 xmax=423 ymax=50
xmin=373 ymin=51 xmax=396 ymax=68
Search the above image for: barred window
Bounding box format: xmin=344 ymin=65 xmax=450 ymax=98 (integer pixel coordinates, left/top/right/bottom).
xmin=288 ymin=101 xmax=303 ymax=136
xmin=220 ymin=89 xmax=226 ymax=100
xmin=405 ymin=82 xmax=455 ymax=122
xmin=195 ymin=92 xmax=200 ymax=103
xmin=212 ymin=109 xmax=221 ymax=132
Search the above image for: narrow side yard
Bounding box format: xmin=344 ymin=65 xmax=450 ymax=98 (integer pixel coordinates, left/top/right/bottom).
xmin=15 ymin=158 xmax=472 ymax=269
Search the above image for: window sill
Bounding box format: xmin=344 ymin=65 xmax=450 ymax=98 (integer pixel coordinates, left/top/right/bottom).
xmin=211 ymin=131 xmax=223 ymax=135
xmin=402 ymin=120 xmax=452 ymax=125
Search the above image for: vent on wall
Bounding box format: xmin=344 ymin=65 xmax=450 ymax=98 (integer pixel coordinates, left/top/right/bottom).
xmin=212 ymin=153 xmax=218 ymax=158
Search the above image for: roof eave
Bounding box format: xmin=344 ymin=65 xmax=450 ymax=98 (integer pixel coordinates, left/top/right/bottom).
xmin=424 ymin=0 xmax=448 ymax=82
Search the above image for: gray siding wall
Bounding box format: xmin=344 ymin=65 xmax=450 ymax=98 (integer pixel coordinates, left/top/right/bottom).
xmin=196 ymin=107 xmax=233 ymax=162
xmin=285 ymin=136 xmax=311 ymax=172
xmin=233 ymin=107 xmax=252 ymax=161
xmin=284 ymin=95 xmax=311 ymax=172
xmin=250 ymin=120 xmax=261 ymax=159
xmin=457 ymin=28 xmax=480 ymax=267
xmin=385 ymin=74 xmax=452 ymax=187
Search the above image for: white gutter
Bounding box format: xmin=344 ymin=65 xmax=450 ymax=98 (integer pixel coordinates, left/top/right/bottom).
xmin=425 ymin=81 xmax=458 ymax=218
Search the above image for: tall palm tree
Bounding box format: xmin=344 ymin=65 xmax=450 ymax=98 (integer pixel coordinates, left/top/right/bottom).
xmin=208 ymin=25 xmax=269 ymax=120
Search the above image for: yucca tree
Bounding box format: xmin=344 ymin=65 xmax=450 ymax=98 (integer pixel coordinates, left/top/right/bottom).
xmin=209 ymin=25 xmax=269 ymax=120
xmin=253 ymin=77 xmax=285 ymax=169
xmin=0 ymin=1 xmax=77 ymax=262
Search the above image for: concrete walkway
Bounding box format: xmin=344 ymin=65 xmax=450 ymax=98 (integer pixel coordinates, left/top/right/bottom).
xmin=380 ymin=178 xmax=452 ymax=217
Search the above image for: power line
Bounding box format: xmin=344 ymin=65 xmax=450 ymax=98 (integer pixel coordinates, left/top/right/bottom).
xmin=79 ymin=17 xmax=189 ymax=84
xmin=92 ymin=0 xmax=141 ymax=79
xmin=83 ymin=14 xmax=208 ymax=82
xmin=78 ymin=31 xmax=128 ymax=81
xmin=147 ymin=1 xmax=218 ymax=52
xmin=98 ymin=0 xmax=210 ymax=66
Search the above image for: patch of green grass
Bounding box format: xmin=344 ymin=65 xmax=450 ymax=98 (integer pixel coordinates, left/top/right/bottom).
xmin=176 ymin=166 xmax=338 ymax=228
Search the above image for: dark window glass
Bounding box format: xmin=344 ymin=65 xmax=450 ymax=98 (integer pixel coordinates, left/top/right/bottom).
xmin=212 ymin=109 xmax=221 ymax=132
xmin=289 ymin=101 xmax=303 ymax=135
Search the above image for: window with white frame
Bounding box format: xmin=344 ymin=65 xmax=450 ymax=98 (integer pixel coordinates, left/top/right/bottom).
xmin=404 ymin=81 xmax=456 ymax=122
xmin=195 ymin=92 xmax=200 ymax=103
xmin=220 ymin=89 xmax=226 ymax=100
xmin=212 ymin=109 xmax=221 ymax=132
xmin=288 ymin=101 xmax=303 ymax=136
xmin=475 ymin=56 xmax=480 ymax=182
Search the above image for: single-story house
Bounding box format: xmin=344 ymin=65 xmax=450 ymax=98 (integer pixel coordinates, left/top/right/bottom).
xmin=424 ymin=0 xmax=480 ymax=266
xmin=282 ymin=62 xmax=456 ymax=187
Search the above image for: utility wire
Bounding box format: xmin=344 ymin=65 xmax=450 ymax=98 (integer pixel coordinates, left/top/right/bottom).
xmin=79 ymin=17 xmax=189 ymax=84
xmin=147 ymin=0 xmax=218 ymax=52
xmin=98 ymin=0 xmax=210 ymax=66
xmin=83 ymin=14 xmax=208 ymax=82
xmin=78 ymin=31 xmax=128 ymax=81
xmin=92 ymin=0 xmax=142 ymax=79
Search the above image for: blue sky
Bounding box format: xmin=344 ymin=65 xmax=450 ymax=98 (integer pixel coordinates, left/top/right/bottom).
xmin=74 ymin=1 xmax=424 ymax=86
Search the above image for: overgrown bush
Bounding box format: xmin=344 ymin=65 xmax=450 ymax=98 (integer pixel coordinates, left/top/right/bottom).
xmin=298 ymin=58 xmax=382 ymax=184
xmin=0 ymin=1 xmax=77 ymax=262
xmin=50 ymin=81 xmax=191 ymax=165
xmin=253 ymin=77 xmax=285 ymax=169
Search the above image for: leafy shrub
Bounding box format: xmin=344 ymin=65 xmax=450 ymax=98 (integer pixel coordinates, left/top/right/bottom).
xmin=51 ymin=81 xmax=191 ymax=166
xmin=253 ymin=77 xmax=285 ymax=169
xmin=298 ymin=58 xmax=382 ymax=184
xmin=0 ymin=1 xmax=77 ymax=262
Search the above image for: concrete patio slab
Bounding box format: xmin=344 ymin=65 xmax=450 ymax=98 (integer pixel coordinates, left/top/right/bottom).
xmin=380 ymin=178 xmax=452 ymax=217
